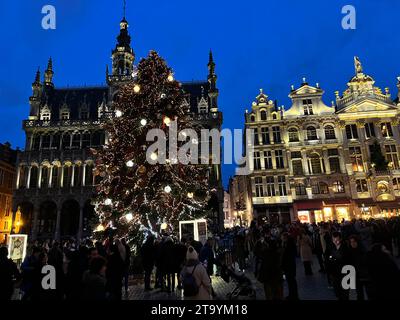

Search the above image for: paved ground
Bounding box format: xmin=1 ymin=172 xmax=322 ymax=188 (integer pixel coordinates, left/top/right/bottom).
xmin=125 ymin=256 xmax=343 ymax=300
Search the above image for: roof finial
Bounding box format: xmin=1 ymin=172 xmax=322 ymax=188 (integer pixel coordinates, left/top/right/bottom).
xmin=354 ymin=56 xmax=363 ymax=75
xmin=34 ymin=67 xmax=40 ymax=84
xmin=123 ymin=0 xmax=126 ymax=19
xmin=302 ymin=77 xmax=306 ymax=84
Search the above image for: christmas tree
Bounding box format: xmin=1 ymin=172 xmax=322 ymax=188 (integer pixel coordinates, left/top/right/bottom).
xmin=93 ymin=51 xmax=210 ymax=246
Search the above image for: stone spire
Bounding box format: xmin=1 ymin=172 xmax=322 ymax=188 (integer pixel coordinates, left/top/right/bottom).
xmin=44 ymin=57 xmax=54 ymax=86
xmin=207 ymin=50 xmax=219 ymax=112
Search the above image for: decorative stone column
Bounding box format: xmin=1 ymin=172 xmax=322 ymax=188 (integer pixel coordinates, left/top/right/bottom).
xmin=71 ymin=164 xmax=75 ymax=187
xmin=48 ymin=165 xmax=53 ymax=188
xmin=27 ymin=166 xmax=32 ymax=189
xmin=15 ymin=165 xmax=21 ymax=189
xmin=38 ymin=165 xmax=43 ymax=188
xmin=60 ymin=165 xmax=64 ymax=187
xmin=301 ymin=149 xmax=309 ymax=175
xmin=323 ymin=148 xmax=330 ymax=174
xmin=82 ymin=164 xmax=87 ymax=186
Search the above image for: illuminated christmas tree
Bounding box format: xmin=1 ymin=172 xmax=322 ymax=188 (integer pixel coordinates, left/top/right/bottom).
xmin=93 ymin=51 xmax=210 ymax=245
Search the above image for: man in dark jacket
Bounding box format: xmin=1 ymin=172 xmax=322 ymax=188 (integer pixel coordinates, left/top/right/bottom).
xmin=174 ymin=238 xmax=188 ymax=290
xmin=281 ymin=232 xmax=298 ymax=300
xmin=329 ymin=232 xmax=350 ymax=300
xmin=199 ymin=238 xmax=215 ymax=276
xmin=0 ymin=246 xmax=21 ymax=300
xmin=140 ymin=235 xmax=155 ymax=291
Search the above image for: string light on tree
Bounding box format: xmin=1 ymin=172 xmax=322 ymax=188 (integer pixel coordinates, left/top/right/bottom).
xmin=187 ymin=192 xmax=194 ymax=199
xmin=164 ymin=185 xmax=172 ymax=193
xmin=140 ymin=119 xmax=147 ymax=126
xmin=115 ymin=110 xmax=123 ymax=117
xmin=167 ymin=74 xmax=174 ymax=82
xmin=126 ymin=160 xmax=134 ymax=168
xmin=134 ymin=84 xmax=141 ymax=93
xmin=104 ymin=198 xmax=112 ymax=206
xmin=125 ymin=213 xmax=133 ymax=222
xmin=163 ymin=116 xmax=171 ymax=126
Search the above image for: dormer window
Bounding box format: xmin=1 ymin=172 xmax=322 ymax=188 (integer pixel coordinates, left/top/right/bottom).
xmin=40 ymin=105 xmax=51 ymax=121
xmin=61 ymin=111 xmax=70 ymax=120
xmin=303 ymin=99 xmax=313 ymax=115
xmin=197 ymin=97 xmax=208 ymax=114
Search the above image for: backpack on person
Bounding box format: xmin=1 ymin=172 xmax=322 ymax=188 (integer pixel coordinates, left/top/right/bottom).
xmin=182 ymin=264 xmax=199 ymax=297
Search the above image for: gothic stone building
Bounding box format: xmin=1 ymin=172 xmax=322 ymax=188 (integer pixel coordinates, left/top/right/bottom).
xmin=13 ymin=17 xmax=223 ymax=241
xmin=243 ymin=57 xmax=400 ymax=224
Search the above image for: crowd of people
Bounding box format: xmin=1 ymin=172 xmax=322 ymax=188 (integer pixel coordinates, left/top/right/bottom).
xmin=0 ymin=237 xmax=131 ymax=300
xmin=1 ymin=217 xmax=400 ymax=301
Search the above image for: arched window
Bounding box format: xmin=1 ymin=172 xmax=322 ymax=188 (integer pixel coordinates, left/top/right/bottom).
xmin=41 ymin=166 xmax=49 ymax=188
xmin=85 ymin=163 xmax=94 ymax=186
xmin=61 ymin=133 xmax=71 ymax=149
xmin=272 ymin=113 xmax=277 ymax=120
xmin=52 ymin=132 xmax=61 ymax=150
xmin=324 ymin=125 xmax=336 ymax=140
xmin=63 ymin=165 xmax=73 ymax=188
xmin=310 ymin=153 xmax=322 ymax=174
xmin=306 ymin=126 xmax=318 ymax=140
xmin=41 ymin=134 xmax=51 ymax=149
xmin=73 ymin=164 xmax=82 ymax=187
xmin=51 ymin=166 xmax=60 ymax=188
xmin=260 ymin=110 xmax=267 ymax=121
xmin=333 ymin=181 xmax=345 ymax=193
xmin=288 ymin=128 xmax=299 ymax=142
xmin=249 ymin=114 xmax=255 ymax=122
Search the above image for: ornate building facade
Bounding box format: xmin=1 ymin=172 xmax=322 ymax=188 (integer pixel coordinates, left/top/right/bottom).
xmin=0 ymin=143 xmax=17 ymax=243
xmin=243 ymin=57 xmax=400 ymax=224
xmin=12 ymin=16 xmax=223 ymax=240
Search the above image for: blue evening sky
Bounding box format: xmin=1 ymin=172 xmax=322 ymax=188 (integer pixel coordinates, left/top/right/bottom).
xmin=1 ymin=0 xmax=400 ymax=188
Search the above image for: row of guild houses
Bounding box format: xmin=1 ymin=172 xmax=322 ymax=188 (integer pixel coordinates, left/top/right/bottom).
xmin=229 ymin=57 xmax=400 ymax=226
xmin=7 ymin=15 xmax=223 ymax=241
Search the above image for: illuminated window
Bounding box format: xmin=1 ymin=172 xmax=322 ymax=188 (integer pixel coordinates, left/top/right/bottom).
xmin=381 ymin=123 xmax=393 ymax=138
xmin=350 ymin=147 xmax=364 ymax=172
xmin=393 ymin=177 xmax=400 ymax=191
xmin=385 ymin=145 xmax=399 ymax=169
xmin=333 ymin=180 xmax=345 ymax=193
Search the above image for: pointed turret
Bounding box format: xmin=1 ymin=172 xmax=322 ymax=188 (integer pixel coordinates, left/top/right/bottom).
xmin=207 ymin=50 xmax=219 ymax=112
xmin=29 ymin=67 xmax=43 ymax=119
xmin=397 ymin=76 xmax=400 ymax=102
xmin=44 ymin=57 xmax=54 ymax=86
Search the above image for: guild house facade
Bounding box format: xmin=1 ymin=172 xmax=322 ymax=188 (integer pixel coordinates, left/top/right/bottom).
xmin=12 ymin=16 xmax=223 ymax=240
xmin=240 ymin=57 xmax=400 ymax=224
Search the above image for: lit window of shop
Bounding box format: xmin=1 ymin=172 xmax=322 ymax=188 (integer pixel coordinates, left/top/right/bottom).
xmin=260 ymin=127 xmax=269 ymax=145
xmin=278 ymin=176 xmax=287 ymax=196
xmin=336 ymin=207 xmax=350 ymax=221
xmin=266 ymin=177 xmax=275 ymax=197
xmin=254 ymin=177 xmax=264 ymax=197
xmin=381 ymin=122 xmax=393 ymax=138
xmin=324 ymin=125 xmax=336 ymax=140
xmin=323 ymin=207 xmax=333 ymax=221
xmin=333 ymin=180 xmax=345 ymax=193
xmin=263 ymin=151 xmax=273 ymax=169
xmin=295 ymin=183 xmax=307 ymax=196
xmin=288 ymin=128 xmax=299 ymax=142
xmin=356 ymin=179 xmax=368 ymax=192
xmin=306 ymin=126 xmax=318 ymax=140
xmin=345 ymin=124 xmax=358 ymax=140
xmin=253 ymin=152 xmax=261 ymax=170
xmin=365 ymin=122 xmax=375 ymax=138
xmin=350 ymin=147 xmax=364 ymax=172
xmin=275 ymin=150 xmax=284 ymax=169
xmin=385 ymin=145 xmax=399 ymax=169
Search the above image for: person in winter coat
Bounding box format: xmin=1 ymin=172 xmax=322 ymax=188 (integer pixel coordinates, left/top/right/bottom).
xmin=257 ymin=236 xmax=283 ymax=300
xmin=365 ymin=243 xmax=400 ymax=300
xmin=180 ymin=246 xmax=212 ymax=300
xmin=159 ymin=237 xmax=176 ymax=292
xmin=0 ymin=246 xmax=21 ymax=300
xmin=348 ymin=235 xmax=368 ymax=300
xmin=329 ymin=232 xmax=350 ymax=300
xmin=281 ymin=232 xmax=299 ymax=300
xmin=120 ymin=238 xmax=131 ymax=295
xmin=174 ymin=238 xmax=188 ymax=290
xmin=140 ymin=235 xmax=156 ymax=291
xmin=106 ymin=244 xmax=125 ymax=300
xmin=199 ymin=238 xmax=215 ymax=276
xmin=82 ymin=256 xmax=107 ymax=300
xmin=20 ymin=246 xmax=42 ymax=300
xmin=298 ymin=229 xmax=313 ymax=275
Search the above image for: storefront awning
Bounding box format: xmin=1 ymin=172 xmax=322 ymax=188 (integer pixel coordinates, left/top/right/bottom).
xmin=294 ymin=200 xmax=323 ymax=210
xmin=322 ymin=198 xmax=352 ymax=206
